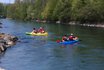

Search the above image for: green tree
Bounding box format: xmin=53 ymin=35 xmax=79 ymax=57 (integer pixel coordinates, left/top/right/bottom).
xmin=0 ymin=3 xmax=7 ymax=16
xmin=41 ymin=0 xmax=58 ymax=20
xmin=5 ymin=0 xmax=104 ymax=23
xmin=52 ymin=0 xmax=71 ymax=22
xmin=71 ymin=0 xmax=104 ymax=22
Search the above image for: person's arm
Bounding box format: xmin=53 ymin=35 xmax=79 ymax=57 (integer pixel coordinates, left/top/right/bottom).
xmin=31 ymin=30 xmax=34 ymax=33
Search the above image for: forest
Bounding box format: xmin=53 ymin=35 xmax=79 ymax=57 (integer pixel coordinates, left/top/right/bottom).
xmin=1 ymin=0 xmax=104 ymax=23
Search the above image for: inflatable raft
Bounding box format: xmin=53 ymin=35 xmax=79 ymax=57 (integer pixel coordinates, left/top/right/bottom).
xmin=26 ymin=32 xmax=48 ymax=36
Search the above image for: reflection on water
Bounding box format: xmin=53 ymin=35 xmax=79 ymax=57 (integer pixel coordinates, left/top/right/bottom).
xmin=0 ymin=19 xmax=104 ymax=70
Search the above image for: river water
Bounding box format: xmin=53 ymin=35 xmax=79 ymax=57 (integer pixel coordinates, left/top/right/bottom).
xmin=0 ymin=19 xmax=104 ymax=70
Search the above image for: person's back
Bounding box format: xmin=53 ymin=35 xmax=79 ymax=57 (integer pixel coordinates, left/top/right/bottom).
xmin=69 ymin=36 xmax=74 ymax=41
xmin=62 ymin=35 xmax=68 ymax=42
xmin=32 ymin=28 xmax=38 ymax=33
xmin=68 ymin=33 xmax=75 ymax=41
xmin=38 ymin=27 xmax=45 ymax=33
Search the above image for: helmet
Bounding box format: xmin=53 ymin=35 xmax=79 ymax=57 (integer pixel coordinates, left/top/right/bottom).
xmin=70 ymin=33 xmax=73 ymax=35
xmin=40 ymin=27 xmax=42 ymax=29
xmin=33 ymin=28 xmax=35 ymax=30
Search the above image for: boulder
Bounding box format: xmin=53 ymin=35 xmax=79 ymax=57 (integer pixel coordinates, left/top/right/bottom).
xmin=0 ymin=33 xmax=18 ymax=53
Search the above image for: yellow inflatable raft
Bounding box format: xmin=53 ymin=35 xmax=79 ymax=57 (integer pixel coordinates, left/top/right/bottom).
xmin=26 ymin=32 xmax=48 ymax=36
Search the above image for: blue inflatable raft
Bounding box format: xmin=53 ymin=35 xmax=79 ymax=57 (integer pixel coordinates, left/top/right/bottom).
xmin=59 ymin=40 xmax=79 ymax=45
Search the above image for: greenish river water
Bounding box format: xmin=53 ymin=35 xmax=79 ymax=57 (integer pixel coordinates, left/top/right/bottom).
xmin=0 ymin=19 xmax=104 ymax=70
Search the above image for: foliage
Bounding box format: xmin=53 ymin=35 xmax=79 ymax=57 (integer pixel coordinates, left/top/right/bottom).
xmin=1 ymin=0 xmax=104 ymax=23
xmin=0 ymin=3 xmax=7 ymax=16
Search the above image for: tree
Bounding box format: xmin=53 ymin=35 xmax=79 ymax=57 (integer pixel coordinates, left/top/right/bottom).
xmin=41 ymin=0 xmax=58 ymax=20
xmin=52 ymin=0 xmax=71 ymax=22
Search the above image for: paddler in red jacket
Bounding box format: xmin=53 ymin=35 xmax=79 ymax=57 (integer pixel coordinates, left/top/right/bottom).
xmin=68 ymin=33 xmax=75 ymax=41
xmin=62 ymin=35 xmax=68 ymax=42
xmin=38 ymin=27 xmax=45 ymax=33
xmin=68 ymin=33 xmax=78 ymax=41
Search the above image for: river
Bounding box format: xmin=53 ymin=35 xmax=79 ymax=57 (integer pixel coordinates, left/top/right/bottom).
xmin=0 ymin=19 xmax=104 ymax=70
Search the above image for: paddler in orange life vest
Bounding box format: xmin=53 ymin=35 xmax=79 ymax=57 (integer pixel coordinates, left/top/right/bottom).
xmin=62 ymin=35 xmax=68 ymax=42
xmin=38 ymin=27 xmax=45 ymax=33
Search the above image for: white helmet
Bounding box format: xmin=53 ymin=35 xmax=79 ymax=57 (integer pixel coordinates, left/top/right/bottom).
xmin=71 ymin=33 xmax=73 ymax=35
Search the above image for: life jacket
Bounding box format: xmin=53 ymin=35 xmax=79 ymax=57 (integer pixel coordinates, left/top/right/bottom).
xmin=38 ymin=28 xmax=45 ymax=33
xmin=33 ymin=30 xmax=38 ymax=33
xmin=69 ymin=36 xmax=74 ymax=41
xmin=62 ymin=36 xmax=68 ymax=41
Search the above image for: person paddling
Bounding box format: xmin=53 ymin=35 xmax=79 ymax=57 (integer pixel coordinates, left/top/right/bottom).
xmin=62 ymin=35 xmax=68 ymax=42
xmin=32 ymin=28 xmax=38 ymax=33
xmin=68 ymin=33 xmax=74 ymax=41
xmin=68 ymin=33 xmax=78 ymax=41
xmin=38 ymin=27 xmax=45 ymax=33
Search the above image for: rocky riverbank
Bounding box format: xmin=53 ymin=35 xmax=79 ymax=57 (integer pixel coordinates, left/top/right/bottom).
xmin=68 ymin=21 xmax=104 ymax=28
xmin=0 ymin=33 xmax=18 ymax=53
xmin=47 ymin=20 xmax=104 ymax=28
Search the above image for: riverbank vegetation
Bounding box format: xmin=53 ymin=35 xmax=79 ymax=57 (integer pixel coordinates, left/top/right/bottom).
xmin=0 ymin=3 xmax=7 ymax=18
xmin=1 ymin=0 xmax=104 ymax=23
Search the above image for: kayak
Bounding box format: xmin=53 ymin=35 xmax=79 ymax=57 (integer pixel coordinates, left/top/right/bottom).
xmin=58 ymin=40 xmax=79 ymax=45
xmin=26 ymin=32 xmax=48 ymax=36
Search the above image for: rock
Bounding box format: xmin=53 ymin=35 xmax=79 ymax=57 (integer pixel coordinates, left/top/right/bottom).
xmin=10 ymin=36 xmax=18 ymax=42
xmin=0 ymin=67 xmax=5 ymax=70
xmin=0 ymin=22 xmax=2 ymax=24
xmin=0 ymin=43 xmax=7 ymax=52
xmin=56 ymin=21 xmax=61 ymax=24
xmin=0 ymin=33 xmax=18 ymax=53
